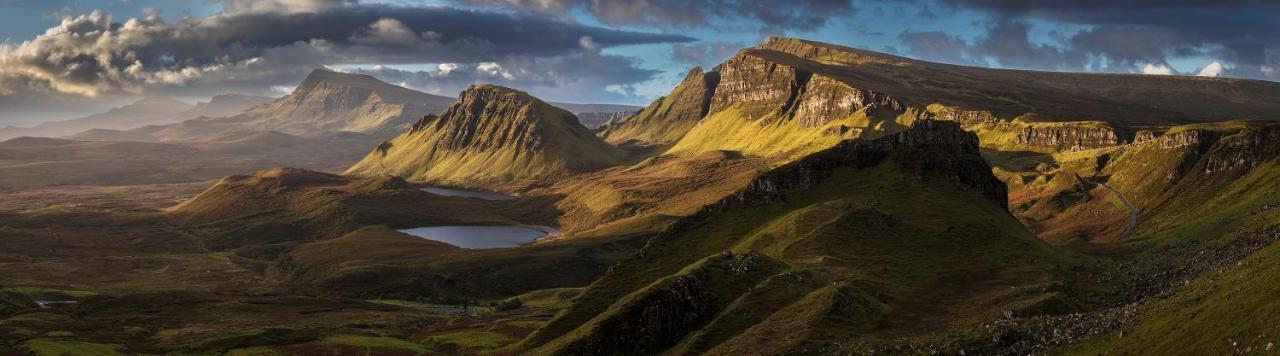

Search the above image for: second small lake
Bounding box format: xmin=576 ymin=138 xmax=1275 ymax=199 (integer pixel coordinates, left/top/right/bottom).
xmin=420 ymin=186 xmax=514 ymax=200
xmin=398 ymin=225 xmax=557 ymax=249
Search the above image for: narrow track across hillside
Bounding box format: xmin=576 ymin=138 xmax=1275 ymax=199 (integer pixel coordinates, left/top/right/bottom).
xmin=1094 ymin=181 xmax=1138 ymax=238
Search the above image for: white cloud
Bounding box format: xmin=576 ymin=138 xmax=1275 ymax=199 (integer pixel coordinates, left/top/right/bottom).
xmin=437 ymin=63 xmax=459 ymax=75
xmin=476 ymin=62 xmax=515 ymax=80
xmin=1141 ymin=63 xmax=1174 ymax=75
xmin=351 ymin=18 xmax=424 ymax=46
xmin=578 ymin=36 xmax=600 ymax=53
xmin=1196 ymin=61 xmax=1224 ymax=77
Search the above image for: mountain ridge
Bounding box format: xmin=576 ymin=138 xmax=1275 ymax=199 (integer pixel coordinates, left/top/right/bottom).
xmin=607 ymin=37 xmax=1280 ymax=161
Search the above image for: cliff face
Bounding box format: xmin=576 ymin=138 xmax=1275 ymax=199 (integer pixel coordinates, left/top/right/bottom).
xmin=708 ymin=54 xmax=799 ymax=121
xmin=1200 ymin=125 xmax=1280 ymax=174
xmin=598 ymin=67 xmax=719 ymax=146
xmin=1013 ymin=123 xmax=1122 ymax=152
xmin=666 ymin=46 xmax=922 ymax=159
xmin=927 ymin=104 xmax=1124 ymax=153
xmin=345 ymin=84 xmax=624 ymax=188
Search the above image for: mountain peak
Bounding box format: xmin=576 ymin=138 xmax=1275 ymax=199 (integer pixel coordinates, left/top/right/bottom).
xmin=347 ymin=84 xmax=624 ymax=188
xmin=457 ymin=84 xmax=542 ymax=108
xmin=296 ymin=69 xmax=390 ymax=92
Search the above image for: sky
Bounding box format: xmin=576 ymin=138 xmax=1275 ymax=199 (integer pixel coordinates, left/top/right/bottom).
xmin=0 ymin=0 xmax=1277 ymax=124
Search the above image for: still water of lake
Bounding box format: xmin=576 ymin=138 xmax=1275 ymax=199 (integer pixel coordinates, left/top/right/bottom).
xmin=398 ymin=225 xmax=557 ymax=249
xmin=420 ymin=186 xmax=514 ymax=200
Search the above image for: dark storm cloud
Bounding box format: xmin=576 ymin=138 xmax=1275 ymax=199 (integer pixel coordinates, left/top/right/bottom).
xmin=970 ymin=19 xmax=1082 ymax=71
xmin=455 ymin=0 xmax=855 ymax=32
xmin=936 ymin=0 xmax=1280 ymax=79
xmin=897 ymin=31 xmax=978 ymax=66
xmin=0 ymin=4 xmax=692 ymax=97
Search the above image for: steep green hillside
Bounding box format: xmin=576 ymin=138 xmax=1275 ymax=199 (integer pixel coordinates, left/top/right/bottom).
xmin=1055 ymin=156 xmax=1280 ymax=355
xmin=519 ymin=121 xmax=1072 ymax=354
xmin=346 ymin=84 xmax=624 ymax=189
xmin=598 ymin=67 xmax=718 ymax=149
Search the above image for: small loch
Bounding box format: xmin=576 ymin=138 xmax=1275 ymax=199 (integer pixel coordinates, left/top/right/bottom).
xmin=420 ymin=186 xmax=514 ymax=201
xmin=398 ymin=225 xmax=558 ymax=249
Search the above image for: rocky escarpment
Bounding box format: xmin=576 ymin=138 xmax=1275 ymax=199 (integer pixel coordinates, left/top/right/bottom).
xmin=598 ymin=67 xmax=719 ymax=146
xmin=346 ymin=85 xmax=624 ymax=188
xmin=790 ymin=75 xmax=905 ymax=128
xmin=667 ymin=47 xmax=924 ymax=158
xmin=707 ymin=53 xmax=907 ymax=128
xmin=707 ymin=54 xmax=800 ymax=121
xmin=928 ymin=105 xmax=1124 ymax=153
xmin=719 ymin=119 xmax=1007 ymax=210
xmin=1201 ymin=125 xmax=1280 ymax=174
xmin=1013 ymin=122 xmax=1123 ymax=152
xmin=1133 ymin=130 xmax=1163 ymax=143
xmin=928 ymin=105 xmax=1001 ymax=125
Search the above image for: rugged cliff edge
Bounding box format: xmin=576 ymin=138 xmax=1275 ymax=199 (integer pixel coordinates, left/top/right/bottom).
xmin=345 ymin=84 xmax=624 ymax=189
xmin=606 ymin=37 xmax=1279 ymax=160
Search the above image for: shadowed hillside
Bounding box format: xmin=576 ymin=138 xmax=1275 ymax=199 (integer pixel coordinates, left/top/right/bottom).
xmin=520 ymin=121 xmax=1072 ymax=354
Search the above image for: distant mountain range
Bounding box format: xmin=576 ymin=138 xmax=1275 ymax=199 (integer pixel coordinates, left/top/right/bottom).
xmin=0 ymin=95 xmax=269 ymax=141
xmin=71 ymin=69 xmax=639 ymax=144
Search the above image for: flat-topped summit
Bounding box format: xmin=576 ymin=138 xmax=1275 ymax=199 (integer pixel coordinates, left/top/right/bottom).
xmin=345 ymin=84 xmax=624 ymax=188
xmin=231 ymin=69 xmax=453 ymax=137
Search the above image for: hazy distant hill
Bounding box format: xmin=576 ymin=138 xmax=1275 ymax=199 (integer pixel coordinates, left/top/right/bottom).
xmin=0 ymin=97 xmax=193 ymax=141
xmin=179 ymin=94 xmax=275 ymax=121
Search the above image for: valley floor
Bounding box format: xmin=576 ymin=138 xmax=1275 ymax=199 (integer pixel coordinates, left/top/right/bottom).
xmin=0 ymin=182 xmax=585 ymax=355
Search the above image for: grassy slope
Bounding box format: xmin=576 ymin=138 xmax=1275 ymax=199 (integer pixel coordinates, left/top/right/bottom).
xmin=522 ymin=159 xmax=1068 ymax=354
xmin=665 ymin=105 xmax=915 ymax=161
xmin=1058 ymin=158 xmax=1280 ymax=355
xmin=598 ymin=68 xmax=712 ymax=148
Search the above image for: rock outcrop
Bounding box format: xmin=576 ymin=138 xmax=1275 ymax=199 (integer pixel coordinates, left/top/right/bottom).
xmin=345 ymin=84 xmax=624 ymax=188
xmin=1012 ymin=122 xmax=1123 ymax=152
xmin=1195 ymin=124 xmax=1280 ymax=174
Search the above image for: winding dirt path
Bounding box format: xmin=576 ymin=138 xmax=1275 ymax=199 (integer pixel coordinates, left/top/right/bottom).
xmin=1094 ymin=181 xmax=1138 ymax=238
